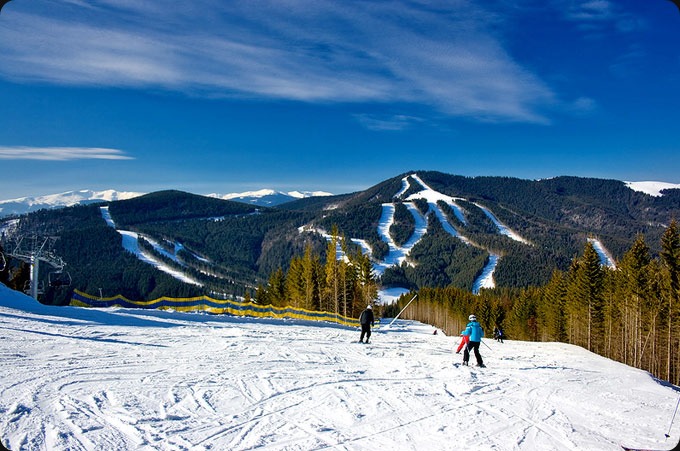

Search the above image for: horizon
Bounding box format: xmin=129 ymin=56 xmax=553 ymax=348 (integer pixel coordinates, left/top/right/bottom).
xmin=1 ymin=1 xmax=679 ymax=199
xmin=2 ymin=176 xmax=680 ymax=205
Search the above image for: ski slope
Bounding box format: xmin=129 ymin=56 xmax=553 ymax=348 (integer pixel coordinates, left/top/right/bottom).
xmin=1 ymin=283 xmax=678 ymax=451
xmin=374 ymin=174 xmax=528 ymax=290
xmin=101 ymin=206 xmax=203 ymax=286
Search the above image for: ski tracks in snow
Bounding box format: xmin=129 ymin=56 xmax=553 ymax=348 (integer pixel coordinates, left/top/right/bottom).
xmin=1 ymin=291 xmax=674 ymax=450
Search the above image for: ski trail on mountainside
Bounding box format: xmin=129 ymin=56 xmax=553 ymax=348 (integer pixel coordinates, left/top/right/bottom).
xmin=100 ymin=206 xmax=203 ymax=286
xmin=373 ymin=202 xmax=428 ymax=276
xmin=316 ymin=173 xmax=535 ymax=292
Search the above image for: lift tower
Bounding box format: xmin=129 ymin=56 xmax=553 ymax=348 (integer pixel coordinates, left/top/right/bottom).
xmin=10 ymin=236 xmax=68 ymax=300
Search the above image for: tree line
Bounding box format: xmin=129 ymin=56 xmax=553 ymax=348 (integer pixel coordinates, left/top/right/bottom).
xmin=388 ymin=220 xmax=680 ymax=384
xmin=255 ymin=226 xmax=378 ymax=319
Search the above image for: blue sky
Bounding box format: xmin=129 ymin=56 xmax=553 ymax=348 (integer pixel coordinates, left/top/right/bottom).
xmin=0 ymin=0 xmax=679 ymax=199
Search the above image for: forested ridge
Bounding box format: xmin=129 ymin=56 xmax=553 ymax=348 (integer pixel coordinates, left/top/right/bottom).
xmin=387 ymin=221 xmax=680 ymax=384
xmin=1 ymin=171 xmax=679 ymax=314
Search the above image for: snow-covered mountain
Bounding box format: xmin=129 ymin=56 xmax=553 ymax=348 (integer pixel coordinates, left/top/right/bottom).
xmin=0 ymin=188 xmax=333 ymax=217
xmin=625 ymin=181 xmax=680 ymax=197
xmin=209 ymin=189 xmax=332 ymax=207
xmin=3 ymin=179 xmax=676 ymax=217
xmin=0 ymin=282 xmax=677 ymax=450
xmin=0 ymin=189 xmax=144 ymax=217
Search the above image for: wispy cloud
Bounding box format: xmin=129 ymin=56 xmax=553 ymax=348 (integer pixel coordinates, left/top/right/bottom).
xmin=353 ymin=114 xmax=426 ymax=132
xmin=0 ymin=147 xmax=134 ymax=161
xmin=0 ymin=0 xmax=556 ymax=123
xmin=556 ymin=0 xmax=641 ymax=33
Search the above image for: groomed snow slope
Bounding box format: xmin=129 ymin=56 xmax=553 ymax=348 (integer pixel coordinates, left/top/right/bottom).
xmin=1 ymin=283 xmax=679 ymax=451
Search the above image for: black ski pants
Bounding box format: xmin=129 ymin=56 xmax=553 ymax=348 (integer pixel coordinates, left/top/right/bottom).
xmin=464 ymin=341 xmax=483 ymax=366
xmin=360 ymin=324 xmax=371 ymax=342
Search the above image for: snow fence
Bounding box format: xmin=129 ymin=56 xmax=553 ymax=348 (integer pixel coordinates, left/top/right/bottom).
xmin=70 ymin=290 xmax=361 ymax=327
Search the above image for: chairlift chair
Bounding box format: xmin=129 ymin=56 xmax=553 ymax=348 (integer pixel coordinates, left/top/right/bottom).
xmin=48 ymin=270 xmax=72 ymax=288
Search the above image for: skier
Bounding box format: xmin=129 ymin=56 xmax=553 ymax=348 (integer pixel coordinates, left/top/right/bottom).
xmin=494 ymin=326 xmax=504 ymax=343
xmin=461 ymin=314 xmax=485 ymax=367
xmin=455 ymin=333 xmax=469 ymax=354
xmin=359 ymin=305 xmax=375 ymax=343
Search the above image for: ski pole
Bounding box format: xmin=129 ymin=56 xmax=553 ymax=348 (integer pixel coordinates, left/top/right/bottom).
xmin=386 ymin=294 xmax=417 ymax=328
xmin=481 ymin=338 xmax=492 ymax=351
xmin=666 ymin=394 xmax=680 ymax=438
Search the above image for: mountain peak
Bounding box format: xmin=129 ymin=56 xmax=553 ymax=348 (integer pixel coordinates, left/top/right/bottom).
xmin=0 ymin=189 xmax=144 ymax=216
xmin=209 ymin=189 xmax=332 ymax=206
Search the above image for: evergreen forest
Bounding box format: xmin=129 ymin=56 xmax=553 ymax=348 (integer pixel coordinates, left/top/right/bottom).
xmin=385 ymin=221 xmax=680 ymax=385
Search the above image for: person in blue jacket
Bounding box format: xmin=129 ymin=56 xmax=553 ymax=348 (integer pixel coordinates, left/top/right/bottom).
xmin=461 ymin=314 xmax=485 ymax=367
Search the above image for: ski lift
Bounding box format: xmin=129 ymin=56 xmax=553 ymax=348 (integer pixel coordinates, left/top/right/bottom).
xmin=24 ymin=280 xmax=44 ymax=296
xmin=48 ymin=269 xmax=72 ymax=288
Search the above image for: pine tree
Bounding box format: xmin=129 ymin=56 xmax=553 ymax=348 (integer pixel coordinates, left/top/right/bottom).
xmin=567 ymin=242 xmax=605 ymax=352
xmin=510 ymin=289 xmax=538 ymax=341
xmin=255 ymin=283 xmax=268 ymax=305
xmin=616 ymin=235 xmax=652 ymax=367
xmin=285 ymin=256 xmax=305 ymax=308
xmin=350 ymin=250 xmax=377 ymax=317
xmin=540 ymin=270 xmax=568 ymax=342
xmin=339 ymin=235 xmax=351 ymax=318
xmin=302 ymin=244 xmax=322 ymax=311
xmin=268 ymin=268 xmax=286 ymax=307
xmin=565 ymin=257 xmax=586 ymax=347
xmin=661 ymin=220 xmax=680 ymax=383
xmin=324 ymin=226 xmax=340 ymax=314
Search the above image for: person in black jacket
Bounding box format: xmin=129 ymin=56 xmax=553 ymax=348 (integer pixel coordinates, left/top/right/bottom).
xmin=359 ymin=305 xmax=375 ymax=343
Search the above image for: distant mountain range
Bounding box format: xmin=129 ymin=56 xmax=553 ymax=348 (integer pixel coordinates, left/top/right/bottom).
xmin=208 ymin=189 xmax=333 ymax=207
xmin=0 ymin=189 xmax=144 ymax=217
xmin=0 ymin=188 xmax=333 ymax=217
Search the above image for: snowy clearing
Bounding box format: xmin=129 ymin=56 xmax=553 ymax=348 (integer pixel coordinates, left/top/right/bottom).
xmin=1 ymin=283 xmax=679 ymax=451
xmin=625 ymin=181 xmax=680 ymax=197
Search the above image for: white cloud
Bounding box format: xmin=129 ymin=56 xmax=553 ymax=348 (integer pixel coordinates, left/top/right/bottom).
xmin=0 ymin=147 xmax=134 ymax=161
xmin=0 ymin=1 xmax=557 ymax=123
xmin=353 ymin=114 xmax=425 ymax=131
xmin=557 ymin=0 xmax=640 ymax=33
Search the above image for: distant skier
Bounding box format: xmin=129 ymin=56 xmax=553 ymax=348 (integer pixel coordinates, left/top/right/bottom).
xmin=461 ymin=314 xmax=485 ymax=367
xmin=359 ymin=305 xmax=375 ymax=343
xmin=494 ymin=326 xmax=504 ymax=343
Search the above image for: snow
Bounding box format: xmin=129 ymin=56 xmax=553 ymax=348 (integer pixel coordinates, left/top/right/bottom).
xmin=588 ymin=238 xmax=617 ymax=269
xmin=377 ymin=286 xmax=411 ymax=304
xmin=287 ymin=190 xmax=334 ymax=199
xmin=0 ymin=189 xmax=144 ymax=217
xmin=407 ymin=174 xmax=468 ymax=226
xmin=213 ymin=189 xmax=333 ymax=202
xmin=626 ymin=181 xmax=680 ymax=197
xmin=1 ymin=282 xmax=679 ymax=451
xmin=472 ymin=254 xmax=500 ymax=294
xmin=373 ymin=202 xmax=428 ymax=276
xmin=394 ymin=176 xmax=411 ymax=198
xmin=313 ymin=173 xmax=534 ymax=292
xmin=1 ymin=189 xmax=144 ymax=207
xmin=473 ymin=202 xmax=528 ymax=244
xmin=101 ymin=206 xmax=203 ymax=286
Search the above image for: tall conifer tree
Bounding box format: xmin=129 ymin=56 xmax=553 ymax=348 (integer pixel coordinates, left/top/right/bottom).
xmin=661 ymin=220 xmax=680 ymax=383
